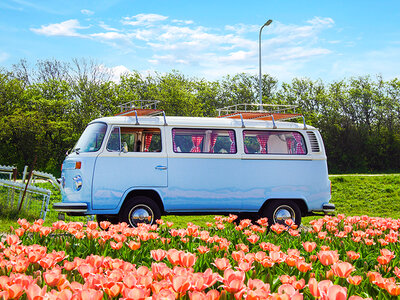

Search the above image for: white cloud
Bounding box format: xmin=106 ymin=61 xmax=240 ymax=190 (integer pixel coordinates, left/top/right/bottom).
xmin=98 ymin=21 xmax=119 ymax=32
xmin=272 ymin=47 xmax=332 ymax=61
xmin=150 ymin=54 xmax=189 ymax=65
xmin=225 ymin=23 xmax=259 ymax=34
xmin=307 ymin=17 xmax=334 ymax=27
xmin=172 ymin=19 xmax=194 ymax=25
xmin=98 ymin=64 xmax=131 ymax=82
xmin=91 ymin=31 xmax=129 ymax=40
xmin=0 ymin=51 xmax=9 ymax=63
xmin=81 ymin=9 xmax=94 ymax=16
xmin=31 ymin=19 xmax=86 ymax=37
xmin=122 ymin=13 xmax=168 ymax=27
xmin=330 ymin=47 xmax=400 ymax=79
xmin=30 ymin=15 xmax=337 ymax=81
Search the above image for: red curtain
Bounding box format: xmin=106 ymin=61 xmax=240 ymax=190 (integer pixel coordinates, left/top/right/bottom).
xmin=190 ymin=135 xmax=203 ymax=153
xmin=256 ymin=134 xmax=269 ymax=154
xmin=209 ymin=133 xmax=218 ymax=153
xmin=144 ymin=134 xmax=153 ymax=152
xmin=293 ymin=132 xmax=305 ymax=154
xmin=287 ymin=139 xmax=292 ymax=154
xmin=243 ymin=132 xmax=249 ymax=153
xmin=172 ymin=130 xmax=177 ymax=152
xmin=228 ymin=131 xmax=236 ymax=153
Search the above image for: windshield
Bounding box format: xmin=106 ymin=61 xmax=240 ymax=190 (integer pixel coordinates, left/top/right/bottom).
xmin=73 ymin=123 xmax=107 ymax=153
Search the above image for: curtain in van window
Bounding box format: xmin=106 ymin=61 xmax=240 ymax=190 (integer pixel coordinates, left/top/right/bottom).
xmin=144 ymin=134 xmax=153 ymax=152
xmin=210 ymin=133 xmax=218 ymax=153
xmin=243 ymin=131 xmax=249 ymax=153
xmin=257 ymin=134 xmax=269 ymax=154
xmin=293 ymin=132 xmax=305 ymax=154
xmin=191 ymin=135 xmax=203 ymax=153
xmin=228 ymin=131 xmax=236 ymax=153
xmin=287 ymin=138 xmax=293 ymax=154
xmin=172 ymin=130 xmax=178 ymax=152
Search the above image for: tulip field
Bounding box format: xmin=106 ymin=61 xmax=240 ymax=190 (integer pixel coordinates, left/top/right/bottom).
xmin=2 ymin=215 xmax=400 ymax=299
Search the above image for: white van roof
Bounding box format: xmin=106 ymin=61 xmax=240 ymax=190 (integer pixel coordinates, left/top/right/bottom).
xmin=92 ymin=116 xmax=316 ymax=130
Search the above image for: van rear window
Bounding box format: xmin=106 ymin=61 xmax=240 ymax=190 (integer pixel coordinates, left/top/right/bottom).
xmin=243 ymin=130 xmax=307 ymax=155
xmin=172 ymin=129 xmax=236 ymax=154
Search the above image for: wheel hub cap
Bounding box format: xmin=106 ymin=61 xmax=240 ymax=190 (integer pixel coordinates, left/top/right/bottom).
xmin=130 ymin=207 xmax=152 ymax=225
xmin=274 ymin=206 xmax=295 ymax=224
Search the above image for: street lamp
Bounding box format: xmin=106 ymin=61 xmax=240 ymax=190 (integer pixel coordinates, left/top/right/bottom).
xmin=259 ymin=19 xmax=272 ymax=111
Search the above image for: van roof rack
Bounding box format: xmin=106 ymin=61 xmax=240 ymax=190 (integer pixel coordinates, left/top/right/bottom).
xmin=116 ymin=100 xmax=167 ymax=125
xmin=217 ymin=103 xmax=306 ymax=129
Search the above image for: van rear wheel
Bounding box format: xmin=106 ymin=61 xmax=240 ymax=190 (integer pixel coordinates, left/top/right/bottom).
xmin=264 ymin=200 xmax=301 ymax=226
xmin=119 ymin=196 xmax=161 ymax=227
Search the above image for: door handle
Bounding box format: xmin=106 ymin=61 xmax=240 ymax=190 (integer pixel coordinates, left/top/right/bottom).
xmin=155 ymin=165 xmax=167 ymax=170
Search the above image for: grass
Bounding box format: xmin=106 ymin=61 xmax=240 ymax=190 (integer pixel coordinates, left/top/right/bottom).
xmin=0 ymin=174 xmax=399 ymax=232
xmin=330 ymin=174 xmax=400 ymax=218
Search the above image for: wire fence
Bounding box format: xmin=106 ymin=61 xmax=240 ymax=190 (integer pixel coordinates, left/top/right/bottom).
xmin=0 ymin=165 xmax=92 ymax=224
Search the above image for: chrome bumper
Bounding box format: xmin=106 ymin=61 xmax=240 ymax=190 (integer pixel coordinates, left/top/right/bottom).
xmin=322 ymin=203 xmax=335 ymax=213
xmin=310 ymin=203 xmax=335 ymax=215
xmin=53 ymin=202 xmax=88 ymax=214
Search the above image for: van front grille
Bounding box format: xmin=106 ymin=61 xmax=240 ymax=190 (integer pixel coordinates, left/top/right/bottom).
xmin=306 ymin=131 xmax=320 ymax=152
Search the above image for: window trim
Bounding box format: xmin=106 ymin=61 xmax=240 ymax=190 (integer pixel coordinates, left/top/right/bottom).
xmin=106 ymin=125 xmax=163 ymax=153
xmin=171 ymin=127 xmax=238 ymax=154
xmin=73 ymin=122 xmax=108 ymax=153
xmin=106 ymin=126 xmax=121 ymax=152
xmin=242 ymin=130 xmax=308 ymax=155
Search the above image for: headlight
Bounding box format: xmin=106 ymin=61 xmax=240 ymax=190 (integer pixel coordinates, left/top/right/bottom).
xmin=73 ymin=175 xmax=82 ymax=191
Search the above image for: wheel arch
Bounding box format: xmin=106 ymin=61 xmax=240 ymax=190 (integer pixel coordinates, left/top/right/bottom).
xmin=259 ymin=198 xmax=308 ymax=217
xmin=120 ymin=189 xmax=165 ymax=215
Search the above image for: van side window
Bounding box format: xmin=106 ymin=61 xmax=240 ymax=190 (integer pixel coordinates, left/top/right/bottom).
xmin=172 ymin=128 xmax=237 ymax=154
xmin=243 ymin=131 xmax=307 ymax=155
xmin=107 ymin=127 xmax=162 ymax=152
xmin=106 ymin=127 xmax=121 ymax=152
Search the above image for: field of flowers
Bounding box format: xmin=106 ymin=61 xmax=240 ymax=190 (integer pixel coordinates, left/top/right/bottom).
xmin=1 ymin=215 xmax=400 ymax=299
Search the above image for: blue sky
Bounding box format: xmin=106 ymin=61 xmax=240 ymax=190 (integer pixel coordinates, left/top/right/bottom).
xmin=1 ymin=0 xmax=400 ymax=82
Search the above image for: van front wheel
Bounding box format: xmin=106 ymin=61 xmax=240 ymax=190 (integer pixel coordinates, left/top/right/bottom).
xmin=264 ymin=200 xmax=301 ymax=226
xmin=120 ymin=196 xmax=161 ymax=227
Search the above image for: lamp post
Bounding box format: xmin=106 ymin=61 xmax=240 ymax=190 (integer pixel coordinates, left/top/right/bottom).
xmin=259 ymin=19 xmax=272 ymax=111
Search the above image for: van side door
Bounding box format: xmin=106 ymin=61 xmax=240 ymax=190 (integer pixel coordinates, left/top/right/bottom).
xmin=92 ymin=126 xmax=167 ymax=210
xmin=165 ymin=128 xmax=242 ymax=212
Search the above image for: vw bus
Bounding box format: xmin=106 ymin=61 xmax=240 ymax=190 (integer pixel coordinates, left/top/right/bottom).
xmin=54 ymin=103 xmax=335 ymax=226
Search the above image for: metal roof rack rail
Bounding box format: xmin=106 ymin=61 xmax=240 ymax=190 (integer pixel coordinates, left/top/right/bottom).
xmin=116 ymin=100 xmax=167 ymax=125
xmin=217 ymin=103 xmax=307 ymax=129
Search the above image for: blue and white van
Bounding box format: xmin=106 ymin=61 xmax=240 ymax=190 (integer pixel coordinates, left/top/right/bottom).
xmin=54 ymin=109 xmax=334 ymax=226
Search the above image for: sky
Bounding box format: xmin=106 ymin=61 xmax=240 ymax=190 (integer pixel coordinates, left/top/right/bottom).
xmin=1 ymin=0 xmax=400 ymax=83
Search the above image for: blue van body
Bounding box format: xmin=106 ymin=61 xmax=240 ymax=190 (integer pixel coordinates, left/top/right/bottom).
xmin=54 ymin=116 xmax=334 ymax=225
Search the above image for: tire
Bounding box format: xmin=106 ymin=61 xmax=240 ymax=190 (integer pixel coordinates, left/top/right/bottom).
xmin=264 ymin=200 xmax=302 ymax=226
xmin=119 ymin=196 xmax=161 ymax=227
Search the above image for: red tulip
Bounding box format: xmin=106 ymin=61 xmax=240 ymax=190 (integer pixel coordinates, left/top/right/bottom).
xmin=347 ymin=275 xmax=362 ymax=285
xmin=151 ymin=249 xmax=167 ymax=261
xmin=331 ymin=261 xmax=355 ymax=278
xmin=317 ymin=250 xmax=339 ymax=266
xmin=26 ymin=283 xmax=47 ymax=300
xmin=179 ymin=251 xmax=197 ymax=268
xmin=172 ymin=275 xmax=191 ymax=295
xmin=221 ymin=269 xmax=245 ymax=294
xmin=212 ymin=257 xmax=231 ymax=271
xmin=302 ymin=241 xmax=317 ymax=253
xmin=326 ymin=285 xmax=347 ymax=300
